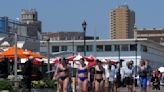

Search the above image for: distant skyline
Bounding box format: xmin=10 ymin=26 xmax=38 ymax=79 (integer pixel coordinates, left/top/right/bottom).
xmin=1 ymin=0 xmax=164 ymax=39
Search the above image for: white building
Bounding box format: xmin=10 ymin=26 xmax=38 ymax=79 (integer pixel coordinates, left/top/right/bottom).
xmin=40 ymin=38 xmax=164 ymax=68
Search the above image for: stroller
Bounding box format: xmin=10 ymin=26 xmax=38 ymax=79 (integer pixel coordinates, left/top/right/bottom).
xmin=151 ymin=77 xmax=160 ymax=90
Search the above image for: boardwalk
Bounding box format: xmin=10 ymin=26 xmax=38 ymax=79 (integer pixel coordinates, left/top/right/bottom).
xmin=119 ymin=86 xmax=164 ymax=92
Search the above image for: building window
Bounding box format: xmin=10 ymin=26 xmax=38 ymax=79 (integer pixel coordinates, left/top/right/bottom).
xmin=114 ymin=45 xmax=120 ymax=51
xmin=105 ymin=45 xmax=112 ymax=51
xmin=77 ymin=45 xmax=84 ymax=52
xmin=121 ymin=44 xmax=129 ymax=51
xmin=86 ymin=45 xmax=93 ymax=52
xmin=52 ymin=46 xmax=59 ymax=52
xmin=61 ymin=46 xmax=67 ymax=51
xmin=96 ymin=45 xmax=103 ymax=52
xmin=130 ymin=44 xmax=137 ymax=51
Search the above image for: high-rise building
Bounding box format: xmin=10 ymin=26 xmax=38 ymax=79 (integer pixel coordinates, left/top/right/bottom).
xmin=21 ymin=9 xmax=41 ymax=39
xmin=110 ymin=5 xmax=135 ymax=39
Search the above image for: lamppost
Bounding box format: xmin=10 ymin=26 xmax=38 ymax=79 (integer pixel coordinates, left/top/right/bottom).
xmin=14 ymin=32 xmax=18 ymax=87
xmin=118 ymin=45 xmax=121 ymax=63
xmin=135 ymin=39 xmax=138 ymax=70
xmin=82 ymin=20 xmax=87 ymax=56
xmin=47 ymin=38 xmax=50 ymax=79
xmin=72 ymin=37 xmax=75 ymax=55
xmin=135 ymin=39 xmax=138 ymax=86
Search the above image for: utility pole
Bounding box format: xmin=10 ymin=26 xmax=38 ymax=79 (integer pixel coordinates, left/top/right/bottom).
xmin=14 ymin=32 xmax=18 ymax=87
xmin=47 ymin=38 xmax=50 ymax=79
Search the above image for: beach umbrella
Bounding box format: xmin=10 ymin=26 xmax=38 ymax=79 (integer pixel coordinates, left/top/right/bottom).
xmin=0 ymin=47 xmax=28 ymax=58
xmin=66 ymin=54 xmax=90 ymax=68
xmin=23 ymin=50 xmax=45 ymax=58
xmin=102 ymin=59 xmax=119 ymax=65
xmin=66 ymin=54 xmax=91 ymax=61
xmin=32 ymin=59 xmax=43 ymax=65
xmin=85 ymin=55 xmax=95 ymax=62
xmin=88 ymin=60 xmax=97 ymax=67
xmin=86 ymin=56 xmax=97 ymax=67
xmin=53 ymin=59 xmax=60 ymax=64
xmin=66 ymin=55 xmax=77 ymax=61
xmin=53 ymin=51 xmax=75 ymax=57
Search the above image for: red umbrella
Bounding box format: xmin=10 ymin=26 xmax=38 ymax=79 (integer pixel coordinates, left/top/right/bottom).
xmin=32 ymin=59 xmax=42 ymax=65
xmin=84 ymin=56 xmax=95 ymax=62
xmin=88 ymin=60 xmax=97 ymax=67
xmin=53 ymin=59 xmax=60 ymax=64
xmin=66 ymin=54 xmax=92 ymax=61
xmin=66 ymin=55 xmax=77 ymax=61
xmin=104 ymin=59 xmax=119 ymax=64
xmin=86 ymin=56 xmax=97 ymax=67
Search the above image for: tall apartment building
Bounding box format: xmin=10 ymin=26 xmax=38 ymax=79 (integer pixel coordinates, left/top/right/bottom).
xmin=110 ymin=5 xmax=135 ymax=39
xmin=21 ymin=9 xmax=42 ymax=39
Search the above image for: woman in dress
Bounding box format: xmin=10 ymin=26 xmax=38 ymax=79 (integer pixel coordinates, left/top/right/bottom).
xmin=94 ymin=59 xmax=105 ymax=92
xmin=77 ymin=58 xmax=89 ymax=92
xmin=53 ymin=58 xmax=70 ymax=92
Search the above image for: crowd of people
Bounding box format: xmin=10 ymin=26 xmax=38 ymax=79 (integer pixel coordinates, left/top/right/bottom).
xmin=52 ymin=58 xmax=163 ymax=92
xmin=0 ymin=56 xmax=163 ymax=92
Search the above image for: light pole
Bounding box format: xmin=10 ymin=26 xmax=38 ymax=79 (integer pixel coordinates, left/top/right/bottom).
xmin=135 ymin=39 xmax=138 ymax=87
xmin=14 ymin=32 xmax=18 ymax=87
xmin=47 ymin=38 xmax=50 ymax=79
xmin=118 ymin=45 xmax=120 ymax=62
xmin=72 ymin=37 xmax=75 ymax=55
xmin=135 ymin=40 xmax=138 ymax=70
xmin=82 ymin=20 xmax=87 ymax=56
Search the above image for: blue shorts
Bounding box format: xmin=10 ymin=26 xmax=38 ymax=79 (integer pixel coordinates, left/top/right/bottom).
xmin=139 ymin=77 xmax=147 ymax=89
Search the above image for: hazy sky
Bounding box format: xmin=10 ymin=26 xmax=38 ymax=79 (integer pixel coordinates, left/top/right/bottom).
xmin=0 ymin=0 xmax=164 ymax=39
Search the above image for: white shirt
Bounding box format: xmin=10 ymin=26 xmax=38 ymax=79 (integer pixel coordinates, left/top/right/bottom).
xmin=104 ymin=65 xmax=116 ymax=82
xmin=121 ymin=67 xmax=134 ymax=79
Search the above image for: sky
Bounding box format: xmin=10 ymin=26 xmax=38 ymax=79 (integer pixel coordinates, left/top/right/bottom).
xmin=0 ymin=0 xmax=164 ymax=39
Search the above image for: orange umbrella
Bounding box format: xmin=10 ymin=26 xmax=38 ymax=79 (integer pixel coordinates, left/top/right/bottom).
xmin=23 ymin=50 xmax=45 ymax=58
xmin=0 ymin=47 xmax=28 ymax=58
xmin=30 ymin=53 xmax=45 ymax=58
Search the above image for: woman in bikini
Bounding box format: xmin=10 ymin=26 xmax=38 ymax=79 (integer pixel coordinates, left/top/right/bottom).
xmin=77 ymin=58 xmax=89 ymax=92
xmin=53 ymin=58 xmax=70 ymax=92
xmin=94 ymin=59 xmax=105 ymax=92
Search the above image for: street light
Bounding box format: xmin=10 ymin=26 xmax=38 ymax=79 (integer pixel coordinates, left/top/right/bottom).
xmin=135 ymin=39 xmax=138 ymax=69
xmin=82 ymin=20 xmax=87 ymax=56
xmin=72 ymin=37 xmax=75 ymax=55
xmin=46 ymin=38 xmax=50 ymax=79
xmin=135 ymin=39 xmax=138 ymax=86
